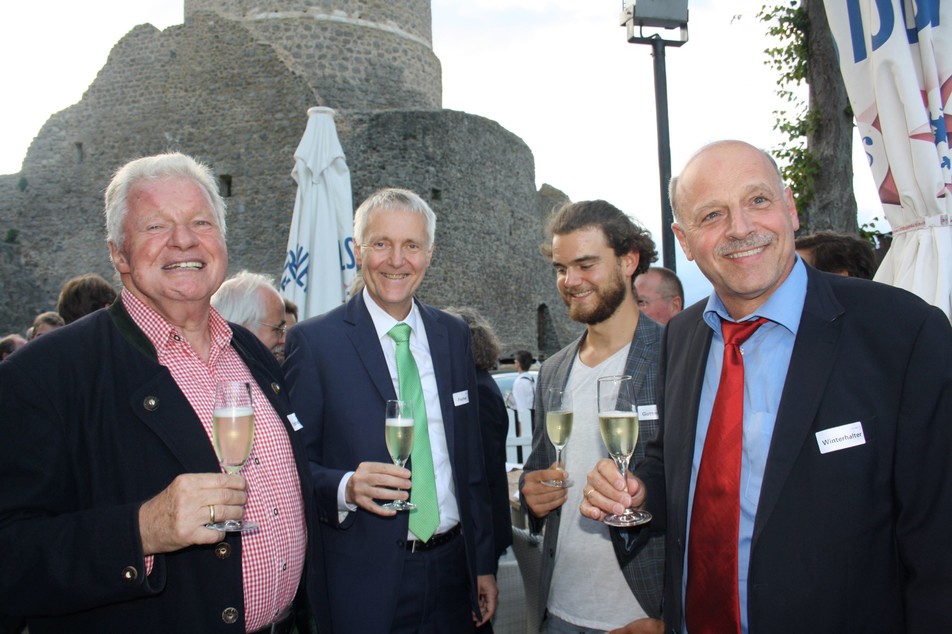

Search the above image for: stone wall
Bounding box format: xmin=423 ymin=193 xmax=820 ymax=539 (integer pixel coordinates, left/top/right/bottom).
xmin=185 ymin=0 xmax=441 ymax=111
xmin=340 ymin=110 xmax=578 ymax=355
xmin=0 ymin=2 xmax=575 ymax=358
xmin=1 ymin=16 xmax=315 ymax=332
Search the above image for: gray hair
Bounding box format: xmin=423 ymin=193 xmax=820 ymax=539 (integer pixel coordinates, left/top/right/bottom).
xmin=668 ymin=140 xmax=784 ymax=222
xmin=104 ymin=152 xmax=227 ymax=252
xmin=211 ymin=270 xmax=280 ymax=328
xmin=353 ymin=188 xmax=436 ymax=251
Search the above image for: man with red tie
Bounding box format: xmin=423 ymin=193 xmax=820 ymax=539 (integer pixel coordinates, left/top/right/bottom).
xmin=581 ymin=140 xmax=952 ymax=633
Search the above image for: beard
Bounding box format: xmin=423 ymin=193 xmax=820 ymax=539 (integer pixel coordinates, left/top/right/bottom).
xmin=561 ymin=265 xmax=628 ymax=325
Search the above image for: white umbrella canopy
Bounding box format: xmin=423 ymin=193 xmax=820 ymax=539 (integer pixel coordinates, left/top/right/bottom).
xmin=281 ymin=107 xmax=357 ymax=321
xmin=824 ymin=0 xmax=952 ymax=320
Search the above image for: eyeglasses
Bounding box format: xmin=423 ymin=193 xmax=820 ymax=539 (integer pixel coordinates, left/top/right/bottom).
xmin=256 ymin=321 xmax=287 ymax=335
xmin=637 ymin=296 xmax=671 ymax=308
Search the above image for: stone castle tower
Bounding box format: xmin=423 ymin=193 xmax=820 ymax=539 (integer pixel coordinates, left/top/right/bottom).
xmin=0 ymin=1 xmax=579 ymax=357
xmin=184 ymin=0 xmax=442 ymax=110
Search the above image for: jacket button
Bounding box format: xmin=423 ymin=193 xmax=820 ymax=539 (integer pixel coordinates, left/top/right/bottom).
xmin=271 ymin=382 xmax=281 ymax=394
xmin=214 ymin=542 xmax=232 ymax=559
xmin=221 ymin=607 xmax=239 ymax=624
xmin=121 ymin=566 xmax=138 ymax=583
xmin=143 ymin=396 xmax=159 ymax=411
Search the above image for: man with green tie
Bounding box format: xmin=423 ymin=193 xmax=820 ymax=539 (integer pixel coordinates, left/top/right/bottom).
xmin=284 ymin=188 xmax=498 ymax=633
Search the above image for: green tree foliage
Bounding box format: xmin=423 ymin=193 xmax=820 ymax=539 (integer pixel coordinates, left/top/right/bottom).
xmin=758 ymin=1 xmax=821 ymax=215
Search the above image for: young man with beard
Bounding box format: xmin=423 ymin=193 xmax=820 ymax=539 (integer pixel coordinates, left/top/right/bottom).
xmin=519 ymin=200 xmax=664 ymax=634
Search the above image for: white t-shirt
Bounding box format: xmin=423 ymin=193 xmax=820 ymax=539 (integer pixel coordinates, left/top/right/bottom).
xmin=511 ymin=372 xmax=536 ymax=410
xmin=547 ymin=344 xmax=649 ymax=630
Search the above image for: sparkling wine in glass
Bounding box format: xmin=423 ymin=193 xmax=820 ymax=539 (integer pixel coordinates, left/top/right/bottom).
xmin=382 ymin=399 xmax=416 ymax=511
xmin=541 ymin=387 xmax=574 ymax=488
xmin=597 ymin=374 xmax=651 ymax=527
xmin=208 ymin=381 xmax=258 ymax=532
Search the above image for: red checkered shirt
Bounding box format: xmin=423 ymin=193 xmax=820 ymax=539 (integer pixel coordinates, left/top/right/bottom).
xmin=122 ymin=289 xmax=306 ymax=631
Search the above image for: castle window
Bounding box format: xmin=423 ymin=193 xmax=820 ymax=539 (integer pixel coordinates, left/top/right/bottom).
xmin=430 ymin=188 xmax=442 ymax=201
xmin=74 ymin=143 xmax=84 ymax=164
xmin=219 ymin=175 xmax=232 ymax=197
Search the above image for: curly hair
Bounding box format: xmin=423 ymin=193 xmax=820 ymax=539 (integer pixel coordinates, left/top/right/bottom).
xmin=540 ymin=199 xmax=657 ymax=277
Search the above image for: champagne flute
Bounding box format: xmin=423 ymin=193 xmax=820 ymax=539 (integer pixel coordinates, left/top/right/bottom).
xmin=381 ymin=399 xmax=416 ymax=511
xmin=597 ymin=374 xmax=651 ymax=527
xmin=541 ymin=387 xmax=574 ymax=487
xmin=207 ymin=381 xmax=258 ymax=532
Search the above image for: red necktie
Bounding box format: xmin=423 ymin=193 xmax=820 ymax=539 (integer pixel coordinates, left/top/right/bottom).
xmin=685 ymin=317 xmax=767 ymax=634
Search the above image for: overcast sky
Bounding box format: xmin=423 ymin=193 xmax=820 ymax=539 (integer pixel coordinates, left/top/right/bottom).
xmin=0 ymin=1 xmax=885 ymax=303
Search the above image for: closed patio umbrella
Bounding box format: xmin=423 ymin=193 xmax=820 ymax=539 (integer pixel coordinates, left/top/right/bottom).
xmin=281 ymin=106 xmax=356 ymax=320
xmin=824 ymin=0 xmax=951 ymax=320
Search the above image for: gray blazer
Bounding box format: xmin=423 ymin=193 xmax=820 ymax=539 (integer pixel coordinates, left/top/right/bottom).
xmin=519 ymin=315 xmax=665 ymax=627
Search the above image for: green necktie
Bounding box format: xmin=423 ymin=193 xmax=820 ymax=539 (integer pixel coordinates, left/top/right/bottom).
xmin=388 ymin=323 xmax=440 ymax=541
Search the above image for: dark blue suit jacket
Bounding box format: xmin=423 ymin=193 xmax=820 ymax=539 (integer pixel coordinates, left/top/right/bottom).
xmin=625 ymin=266 xmax=952 ymax=633
xmin=284 ymin=293 xmax=494 ymax=633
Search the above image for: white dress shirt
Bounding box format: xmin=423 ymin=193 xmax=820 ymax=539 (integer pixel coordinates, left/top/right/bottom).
xmin=336 ymin=290 xmax=460 ymax=536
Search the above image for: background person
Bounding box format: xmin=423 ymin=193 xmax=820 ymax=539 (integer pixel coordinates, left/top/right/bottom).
xmin=582 ymin=140 xmax=952 ymax=633
xmin=520 ymin=200 xmax=664 ymax=634
xmin=634 ymin=266 xmax=683 ymax=325
xmin=795 ymin=230 xmax=877 ymax=279
xmin=212 ymin=270 xmax=287 ymax=359
xmin=283 ymin=297 xmax=298 ymax=328
xmin=0 ymin=334 xmax=26 ymax=361
xmin=56 ymin=273 xmax=118 ymax=323
xmin=274 ymin=297 xmax=299 ymax=364
xmin=444 ymin=305 xmax=513 ymax=580
xmin=28 ymin=310 xmax=64 ymax=339
xmin=509 ymin=349 xmax=537 ymax=411
xmin=283 ymin=187 xmax=498 ymax=633
xmin=0 ymin=152 xmax=315 ymax=633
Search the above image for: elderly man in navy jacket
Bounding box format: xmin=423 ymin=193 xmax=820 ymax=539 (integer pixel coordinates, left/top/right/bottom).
xmin=0 ymin=153 xmax=316 ymax=633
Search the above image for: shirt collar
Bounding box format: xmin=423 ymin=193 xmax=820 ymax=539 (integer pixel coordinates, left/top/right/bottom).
xmin=362 ymin=288 xmax=421 ymax=341
xmin=121 ymin=287 xmax=233 ymax=357
xmin=703 ymin=256 xmax=807 ymax=336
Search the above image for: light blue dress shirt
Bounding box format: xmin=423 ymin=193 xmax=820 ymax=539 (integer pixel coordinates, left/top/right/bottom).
xmin=683 ymin=258 xmax=807 ymax=633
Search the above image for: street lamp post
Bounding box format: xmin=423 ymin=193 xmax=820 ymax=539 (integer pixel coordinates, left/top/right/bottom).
xmin=620 ymin=1 xmax=688 ymax=272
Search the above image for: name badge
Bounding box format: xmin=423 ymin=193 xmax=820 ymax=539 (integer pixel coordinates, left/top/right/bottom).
xmin=453 ymin=390 xmax=470 ymax=406
xmin=638 ymin=404 xmax=659 ymax=421
xmin=287 ymin=413 xmax=303 ymax=431
xmin=815 ymin=421 xmax=865 ymax=454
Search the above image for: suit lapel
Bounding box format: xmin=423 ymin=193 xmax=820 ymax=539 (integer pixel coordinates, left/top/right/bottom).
xmin=752 ymin=270 xmax=844 ymax=544
xmin=419 ymin=302 xmax=454 ymax=449
xmin=669 ymin=310 xmax=714 ymax=540
xmin=344 ymin=293 xmax=399 ymax=403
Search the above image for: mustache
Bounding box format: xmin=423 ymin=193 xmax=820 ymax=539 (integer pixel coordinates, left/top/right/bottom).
xmin=715 ymin=233 xmax=774 ymax=257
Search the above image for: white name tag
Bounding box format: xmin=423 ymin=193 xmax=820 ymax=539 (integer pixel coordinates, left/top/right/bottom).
xmin=815 ymin=422 xmax=865 ymax=454
xmin=453 ymin=390 xmax=470 ymax=406
xmin=638 ymin=404 xmax=659 ymax=421
xmin=287 ymin=413 xmax=303 ymax=431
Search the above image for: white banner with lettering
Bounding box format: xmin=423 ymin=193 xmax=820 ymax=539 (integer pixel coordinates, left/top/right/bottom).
xmin=281 ymin=107 xmax=356 ymax=321
xmin=823 ymin=0 xmax=951 ymax=319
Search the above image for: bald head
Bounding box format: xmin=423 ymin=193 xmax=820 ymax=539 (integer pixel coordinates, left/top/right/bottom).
xmin=669 ymin=140 xmax=799 ymax=318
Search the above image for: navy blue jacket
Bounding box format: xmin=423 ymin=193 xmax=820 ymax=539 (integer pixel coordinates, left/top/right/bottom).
xmin=0 ymin=299 xmax=318 ymax=633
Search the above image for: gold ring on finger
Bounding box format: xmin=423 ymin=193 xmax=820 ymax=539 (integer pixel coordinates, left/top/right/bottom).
xmin=208 ymin=504 xmax=216 ymax=524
